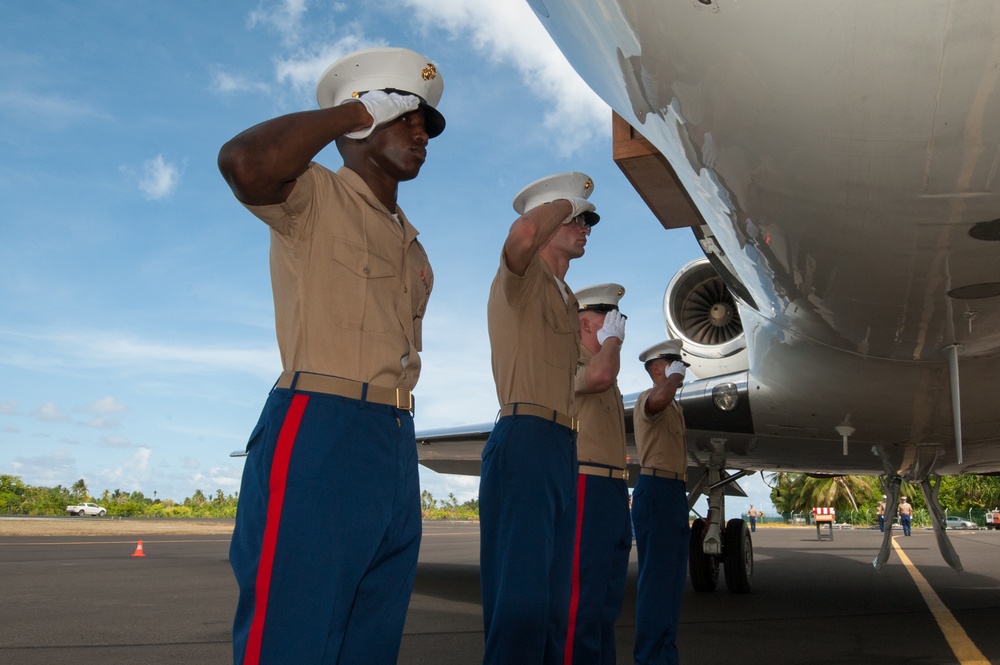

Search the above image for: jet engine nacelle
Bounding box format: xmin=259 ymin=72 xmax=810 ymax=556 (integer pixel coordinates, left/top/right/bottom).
xmin=663 ymin=258 xmax=748 ymax=378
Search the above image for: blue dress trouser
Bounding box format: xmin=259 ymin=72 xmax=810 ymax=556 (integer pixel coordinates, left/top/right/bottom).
xmin=901 ymin=514 xmax=912 ymax=535
xmin=566 ymin=474 xmax=632 ymax=664
xmin=479 ymin=414 xmax=577 ymax=665
xmin=230 ymin=387 xmax=421 ymax=665
xmin=632 ymin=476 xmax=689 ymax=665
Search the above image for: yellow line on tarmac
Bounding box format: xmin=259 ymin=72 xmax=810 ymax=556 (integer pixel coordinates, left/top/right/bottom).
xmin=892 ymin=538 xmax=989 ymax=665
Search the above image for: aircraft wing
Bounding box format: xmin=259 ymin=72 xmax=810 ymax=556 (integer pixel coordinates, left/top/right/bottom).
xmin=417 ymin=422 xmax=494 ymax=477
xmin=416 ymin=381 xmax=751 ymax=499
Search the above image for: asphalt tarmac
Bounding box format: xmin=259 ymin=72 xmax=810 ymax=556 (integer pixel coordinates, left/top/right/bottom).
xmin=1 ymin=521 xmax=999 ymax=664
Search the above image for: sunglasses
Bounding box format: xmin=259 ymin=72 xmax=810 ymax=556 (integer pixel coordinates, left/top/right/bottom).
xmin=579 ymin=304 xmax=626 ymax=319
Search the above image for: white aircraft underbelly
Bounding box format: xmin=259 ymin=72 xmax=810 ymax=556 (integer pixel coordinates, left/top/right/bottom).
xmin=526 ymin=0 xmax=1000 ymax=476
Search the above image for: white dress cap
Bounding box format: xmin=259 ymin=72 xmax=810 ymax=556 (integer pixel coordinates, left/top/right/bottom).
xmin=638 ymin=339 xmax=687 ymax=364
xmin=316 ymin=47 xmax=445 ymax=138
xmin=575 ymin=283 xmax=625 ymax=312
xmin=512 ymin=171 xmax=600 ymax=226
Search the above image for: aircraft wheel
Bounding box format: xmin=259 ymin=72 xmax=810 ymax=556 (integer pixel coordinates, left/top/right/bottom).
xmin=723 ymin=518 xmax=753 ymax=594
xmin=688 ymin=518 xmax=718 ymax=592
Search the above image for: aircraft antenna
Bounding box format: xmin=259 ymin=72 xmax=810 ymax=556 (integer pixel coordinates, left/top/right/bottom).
xmin=834 ymin=415 xmax=854 ymax=456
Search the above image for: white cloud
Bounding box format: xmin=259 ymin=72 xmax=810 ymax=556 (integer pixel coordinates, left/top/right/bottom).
xmin=101 ymin=435 xmax=132 ymax=448
xmin=96 ymin=447 xmax=153 ymax=490
xmin=230 ymin=1 xmax=606 ymax=154
xmin=89 ymin=336 xmax=278 ymax=376
xmin=419 ymin=466 xmax=479 ymax=504
xmin=2 ymin=424 xmax=20 ymax=433
xmin=138 ymin=154 xmax=182 ymax=200
xmin=9 ymin=451 xmax=77 ymax=486
xmin=273 ymin=34 xmax=376 ymax=97
xmin=0 ymin=326 xmax=279 ymax=379
xmin=190 ymin=465 xmax=244 ymax=495
xmin=417 ymin=316 xmax=496 ymax=429
xmin=0 ymin=400 xmax=17 ymax=415
xmin=399 ymin=0 xmax=609 ymax=155
xmin=85 ymin=417 xmax=120 ymax=430
xmin=87 ymin=396 xmax=129 ymax=415
xmin=33 ymin=402 xmax=68 ymax=422
xmin=210 ymin=68 xmax=270 ymax=95
xmin=0 ymin=90 xmax=111 ymax=125
xmin=248 ymin=0 xmax=310 ymax=48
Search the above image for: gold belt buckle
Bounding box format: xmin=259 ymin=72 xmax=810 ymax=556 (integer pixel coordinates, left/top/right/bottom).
xmin=395 ymin=388 xmax=414 ymax=412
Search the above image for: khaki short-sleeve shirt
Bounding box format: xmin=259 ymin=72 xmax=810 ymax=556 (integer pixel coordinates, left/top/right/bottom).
xmin=633 ymin=389 xmax=687 ymax=474
xmin=242 ymin=163 xmax=432 ymax=390
xmin=572 ymin=346 xmax=627 ymax=467
xmin=487 ymin=251 xmax=579 ymax=414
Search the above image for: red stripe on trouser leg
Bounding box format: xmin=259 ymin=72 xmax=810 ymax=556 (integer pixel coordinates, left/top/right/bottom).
xmin=243 ymin=393 xmax=309 ymax=665
xmin=564 ymin=473 xmax=588 ymax=665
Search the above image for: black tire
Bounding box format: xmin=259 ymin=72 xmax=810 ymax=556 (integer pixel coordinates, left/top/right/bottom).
xmin=78 ymin=510 xmax=86 ymax=517
xmin=723 ymin=518 xmax=753 ymax=594
xmin=689 ymin=518 xmax=719 ymax=592
xmin=98 ymin=510 xmax=106 ymax=517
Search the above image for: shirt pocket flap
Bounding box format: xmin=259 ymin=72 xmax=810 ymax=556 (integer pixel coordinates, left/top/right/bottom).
xmin=331 ymin=240 xmax=397 ymax=279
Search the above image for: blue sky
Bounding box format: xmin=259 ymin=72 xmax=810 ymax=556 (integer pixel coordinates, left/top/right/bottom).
xmin=0 ymin=0 xmax=774 ymax=515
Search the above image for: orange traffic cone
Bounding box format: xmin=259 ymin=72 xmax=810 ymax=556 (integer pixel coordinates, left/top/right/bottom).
xmin=132 ymin=540 xmax=146 ymax=557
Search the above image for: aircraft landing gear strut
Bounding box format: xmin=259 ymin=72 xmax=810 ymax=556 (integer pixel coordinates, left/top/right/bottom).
xmin=687 ymin=455 xmax=754 ymax=594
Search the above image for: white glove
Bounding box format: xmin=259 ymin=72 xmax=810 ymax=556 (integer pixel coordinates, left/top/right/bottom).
xmin=665 ymin=360 xmax=687 ymax=381
xmin=559 ymin=197 xmax=596 ymax=224
xmin=596 ymin=309 xmax=626 ymax=345
xmin=344 ymin=91 xmax=420 ymax=139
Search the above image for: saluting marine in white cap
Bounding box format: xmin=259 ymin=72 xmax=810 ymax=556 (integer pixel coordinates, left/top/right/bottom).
xmin=480 ymin=169 xmax=601 ymax=662
xmin=567 ymin=281 xmax=632 ymax=662
xmin=577 ymin=283 xmax=627 ymax=348
xmin=219 ymin=45 xmax=446 ymax=664
xmin=638 ymin=338 xmax=690 ymax=368
xmin=632 ymin=336 xmax=691 ymax=663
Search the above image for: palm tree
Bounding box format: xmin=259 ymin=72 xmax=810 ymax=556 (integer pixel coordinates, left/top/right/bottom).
xmin=939 ymin=475 xmax=1000 ymax=512
xmin=769 ymin=473 xmax=881 ymax=514
xmin=71 ymin=478 xmax=89 ymax=501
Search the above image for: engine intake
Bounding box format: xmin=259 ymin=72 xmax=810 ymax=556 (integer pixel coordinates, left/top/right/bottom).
xmin=663 ymin=258 xmax=748 ymax=376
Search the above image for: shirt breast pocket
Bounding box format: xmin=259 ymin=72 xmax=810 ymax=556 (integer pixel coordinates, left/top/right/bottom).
xmin=329 ymin=240 xmax=397 ymax=332
xmin=541 ymin=305 xmax=576 ymax=370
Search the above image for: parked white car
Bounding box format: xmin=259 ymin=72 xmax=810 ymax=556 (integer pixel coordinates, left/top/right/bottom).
xmin=65 ymin=502 xmax=106 ymax=517
xmin=944 ymin=516 xmax=975 ymax=529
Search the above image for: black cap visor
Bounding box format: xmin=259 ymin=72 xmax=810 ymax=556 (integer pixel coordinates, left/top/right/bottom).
xmin=661 ymin=353 xmax=690 ymax=367
xmin=579 ymin=304 xmax=623 ymax=317
xmin=371 ymin=88 xmax=445 ymax=138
